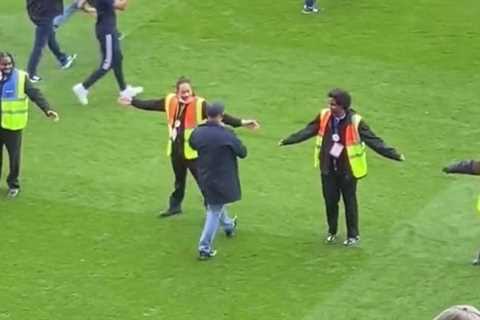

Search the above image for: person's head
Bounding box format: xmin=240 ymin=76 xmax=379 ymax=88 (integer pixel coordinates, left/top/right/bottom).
xmin=206 ymin=102 xmax=225 ymax=123
xmin=327 ymin=88 xmax=351 ymax=117
xmin=434 ymin=305 xmax=480 ymax=320
xmin=175 ymin=76 xmax=195 ymax=104
xmin=0 ymin=52 xmax=15 ymax=77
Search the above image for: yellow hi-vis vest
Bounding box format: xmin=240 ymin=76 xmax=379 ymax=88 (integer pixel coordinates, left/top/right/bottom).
xmin=314 ymin=108 xmax=368 ymax=179
xmin=165 ymin=94 xmax=204 ymax=160
xmin=1 ymin=70 xmax=29 ymax=130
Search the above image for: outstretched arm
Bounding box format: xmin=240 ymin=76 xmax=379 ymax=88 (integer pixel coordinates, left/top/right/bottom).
xmin=359 ymin=120 xmax=403 ymax=161
xmin=201 ymin=102 xmax=259 ymax=129
xmin=279 ymin=114 xmax=320 ymax=146
xmin=118 ymin=96 xmax=166 ymax=112
xmin=24 ymin=76 xmax=59 ymax=121
xmin=443 ymin=160 xmax=480 ymax=175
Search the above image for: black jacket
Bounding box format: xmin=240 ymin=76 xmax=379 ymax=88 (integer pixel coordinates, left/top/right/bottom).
xmin=282 ymin=110 xmax=402 ymax=176
xmin=189 ymin=121 xmax=247 ymax=205
xmin=0 ymin=70 xmax=52 ymax=130
xmin=27 ymin=0 xmax=63 ymax=24
xmin=443 ymin=160 xmax=480 ymax=175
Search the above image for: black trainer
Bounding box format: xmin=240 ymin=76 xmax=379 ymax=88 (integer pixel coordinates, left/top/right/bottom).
xmin=225 ymin=216 xmax=238 ymax=237
xmin=158 ymin=207 xmax=182 ymax=218
xmin=7 ymin=188 xmax=20 ymax=198
xmin=198 ymin=249 xmax=217 ymax=261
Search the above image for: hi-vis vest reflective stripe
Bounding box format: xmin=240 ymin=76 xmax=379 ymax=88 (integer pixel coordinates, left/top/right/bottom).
xmin=1 ymin=69 xmax=29 ymax=130
xmin=164 ymin=94 xmax=205 ymax=160
xmin=314 ymin=108 xmax=368 ymax=179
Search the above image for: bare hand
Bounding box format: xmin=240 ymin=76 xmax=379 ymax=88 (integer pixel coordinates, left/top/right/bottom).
xmin=241 ymin=119 xmax=260 ymax=130
xmin=46 ymin=110 xmax=60 ymax=122
xmin=118 ymin=96 xmax=132 ymax=106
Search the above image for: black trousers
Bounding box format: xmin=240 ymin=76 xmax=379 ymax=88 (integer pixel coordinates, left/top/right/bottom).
xmin=27 ymin=19 xmax=67 ymax=76
xmin=168 ymin=151 xmax=202 ymax=210
xmin=321 ymin=172 xmax=359 ymax=238
xmin=82 ymin=31 xmax=126 ymax=91
xmin=0 ymin=128 xmax=22 ymax=189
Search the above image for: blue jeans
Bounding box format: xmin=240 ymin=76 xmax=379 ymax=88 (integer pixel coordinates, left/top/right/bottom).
xmin=27 ymin=19 xmax=67 ymax=76
xmin=53 ymin=0 xmax=80 ymax=28
xmin=304 ymin=0 xmax=316 ymax=7
xmin=198 ymin=204 xmax=235 ymax=253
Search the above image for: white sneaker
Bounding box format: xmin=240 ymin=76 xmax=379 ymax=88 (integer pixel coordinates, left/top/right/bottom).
xmin=120 ymin=85 xmax=144 ymax=98
xmin=72 ymin=83 xmax=89 ymax=105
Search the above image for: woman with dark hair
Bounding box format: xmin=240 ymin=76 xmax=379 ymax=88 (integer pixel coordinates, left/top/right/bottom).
xmin=279 ymin=88 xmax=404 ymax=246
xmin=118 ymin=77 xmax=259 ymax=217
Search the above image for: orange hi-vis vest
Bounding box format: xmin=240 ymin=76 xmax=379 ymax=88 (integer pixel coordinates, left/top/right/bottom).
xmin=314 ymin=108 xmax=368 ymax=178
xmin=164 ymin=94 xmax=205 ymax=159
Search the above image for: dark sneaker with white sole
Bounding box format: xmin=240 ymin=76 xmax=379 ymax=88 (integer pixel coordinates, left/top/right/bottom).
xmin=343 ymin=237 xmax=360 ymax=247
xmin=61 ymin=54 xmax=77 ymax=70
xmin=225 ymin=216 xmax=238 ymax=238
xmin=198 ymin=249 xmax=217 ymax=261
xmin=325 ymin=233 xmax=337 ymax=244
xmin=7 ymin=188 xmax=20 ymax=198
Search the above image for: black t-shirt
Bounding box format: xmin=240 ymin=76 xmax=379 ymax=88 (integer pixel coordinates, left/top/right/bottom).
xmin=90 ymin=0 xmax=117 ymax=34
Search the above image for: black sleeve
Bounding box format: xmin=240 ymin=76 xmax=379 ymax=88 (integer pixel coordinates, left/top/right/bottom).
xmin=443 ymin=160 xmax=480 ymax=175
xmin=201 ymin=101 xmax=242 ymax=127
xmin=24 ymin=76 xmax=51 ymax=114
xmin=229 ymin=131 xmax=247 ymax=159
xmin=281 ymin=114 xmax=320 ymax=145
xmin=131 ymin=98 xmax=166 ymax=112
xmin=359 ymin=120 xmax=402 ymax=161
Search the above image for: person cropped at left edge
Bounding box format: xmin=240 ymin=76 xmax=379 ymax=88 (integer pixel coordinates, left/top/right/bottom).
xmin=118 ymin=77 xmax=260 ymax=218
xmin=0 ymin=52 xmax=59 ymax=198
xmin=26 ymin=0 xmax=77 ymax=82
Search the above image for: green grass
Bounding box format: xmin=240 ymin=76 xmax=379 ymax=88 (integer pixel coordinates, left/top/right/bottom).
xmin=1 ymin=0 xmax=480 ymax=319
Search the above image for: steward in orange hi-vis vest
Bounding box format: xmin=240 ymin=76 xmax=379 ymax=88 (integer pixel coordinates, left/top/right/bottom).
xmin=279 ymin=88 xmax=404 ymax=246
xmin=120 ymin=77 xmax=260 ymax=218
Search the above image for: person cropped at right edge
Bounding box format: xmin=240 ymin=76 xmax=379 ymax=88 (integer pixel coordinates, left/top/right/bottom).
xmin=443 ymin=159 xmax=480 ymax=265
xmin=279 ymin=88 xmax=405 ymax=246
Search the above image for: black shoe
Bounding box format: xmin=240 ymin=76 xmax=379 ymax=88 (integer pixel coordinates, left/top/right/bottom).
xmin=158 ymin=208 xmax=182 ymax=218
xmin=7 ymin=188 xmax=20 ymax=198
xmin=60 ymin=54 xmax=77 ymax=70
xmin=344 ymin=236 xmax=360 ymax=247
xmin=225 ymin=216 xmax=238 ymax=238
xmin=198 ymin=249 xmax=217 ymax=261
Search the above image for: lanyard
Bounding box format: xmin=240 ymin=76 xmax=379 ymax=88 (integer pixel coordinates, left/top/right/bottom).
xmin=173 ymin=103 xmax=187 ymax=128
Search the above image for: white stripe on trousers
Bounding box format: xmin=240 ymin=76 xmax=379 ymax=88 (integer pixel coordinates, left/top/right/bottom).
xmin=102 ymin=34 xmax=113 ymax=70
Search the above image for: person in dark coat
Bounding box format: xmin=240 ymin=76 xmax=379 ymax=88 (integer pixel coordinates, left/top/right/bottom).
xmin=443 ymin=160 xmax=480 ymax=265
xmin=189 ymin=102 xmax=247 ymax=260
xmin=26 ymin=0 xmax=77 ymax=82
xmin=279 ymin=88 xmax=404 ymax=246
